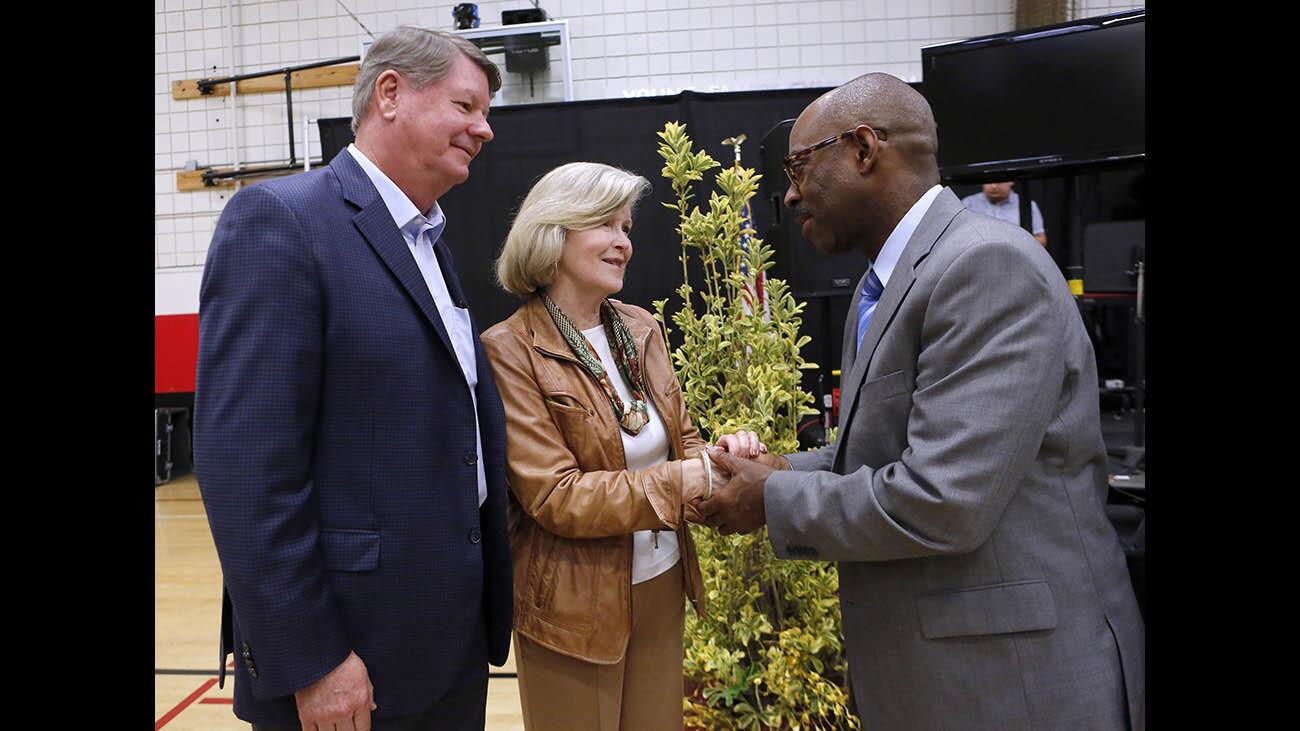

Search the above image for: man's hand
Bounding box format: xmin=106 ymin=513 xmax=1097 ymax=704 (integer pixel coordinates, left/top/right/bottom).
xmin=753 ymin=452 xmax=792 ymax=471
xmin=294 ymin=651 xmax=377 ymax=731
xmin=684 ymin=499 xmax=706 ymax=525
xmin=695 ymin=448 xmax=774 ymax=535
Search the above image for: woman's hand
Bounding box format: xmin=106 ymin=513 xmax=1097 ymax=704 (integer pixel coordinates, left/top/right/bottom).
xmin=682 ymin=452 xmax=730 ymax=525
xmin=681 ymin=457 xmax=707 ymax=503
xmin=714 ymin=430 xmax=768 ymax=459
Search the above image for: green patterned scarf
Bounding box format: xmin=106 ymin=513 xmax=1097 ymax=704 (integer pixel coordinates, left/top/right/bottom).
xmin=541 ymin=291 xmax=651 ymax=436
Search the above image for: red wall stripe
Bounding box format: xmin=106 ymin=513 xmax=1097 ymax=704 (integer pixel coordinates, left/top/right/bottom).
xmin=155 ymin=314 xmax=199 ymax=394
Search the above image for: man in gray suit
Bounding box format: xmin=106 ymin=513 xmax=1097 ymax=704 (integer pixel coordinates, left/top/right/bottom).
xmin=696 ymin=73 xmax=1145 ymax=730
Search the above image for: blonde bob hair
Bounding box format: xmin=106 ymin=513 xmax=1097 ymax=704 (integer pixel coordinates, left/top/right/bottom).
xmin=496 ymin=162 xmax=652 ymax=296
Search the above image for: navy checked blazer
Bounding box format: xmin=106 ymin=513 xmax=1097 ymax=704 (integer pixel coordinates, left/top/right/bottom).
xmin=193 ymin=150 xmax=512 ymax=725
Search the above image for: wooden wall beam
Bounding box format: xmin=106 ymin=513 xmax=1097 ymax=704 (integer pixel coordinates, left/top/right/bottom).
xmin=176 ymin=164 xmax=307 ymax=192
xmin=1015 ymin=0 xmax=1070 ymax=29
xmin=172 ymin=64 xmax=359 ymax=100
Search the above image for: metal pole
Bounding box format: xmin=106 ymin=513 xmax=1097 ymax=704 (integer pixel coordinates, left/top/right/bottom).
xmin=227 ymin=0 xmax=240 ymax=185
xmin=1063 ymin=175 xmax=1084 ymax=295
xmin=1132 ymin=259 xmax=1145 ymax=447
xmin=196 ymin=56 xmax=360 ymax=94
xmin=285 ymin=69 xmax=296 ymax=167
xmin=1017 ymin=178 xmax=1032 ymax=236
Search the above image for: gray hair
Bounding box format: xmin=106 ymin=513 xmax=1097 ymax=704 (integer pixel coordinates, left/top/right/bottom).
xmin=351 ymin=25 xmax=501 ymax=133
xmin=496 ymin=162 xmax=652 ymax=297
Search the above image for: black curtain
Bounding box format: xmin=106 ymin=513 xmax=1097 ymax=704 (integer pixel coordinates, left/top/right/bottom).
xmin=436 ymin=88 xmax=830 ymax=333
xmin=318 ymin=86 xmax=1143 ymax=384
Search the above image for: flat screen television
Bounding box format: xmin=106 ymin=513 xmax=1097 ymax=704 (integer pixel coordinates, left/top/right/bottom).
xmin=921 ymin=9 xmax=1144 ymax=182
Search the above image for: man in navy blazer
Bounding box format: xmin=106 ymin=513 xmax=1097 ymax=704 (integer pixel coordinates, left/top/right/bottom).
xmin=194 ymin=27 xmax=511 ymax=731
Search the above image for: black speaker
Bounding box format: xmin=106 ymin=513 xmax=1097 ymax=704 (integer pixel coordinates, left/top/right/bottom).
xmin=793 ymin=291 xmax=854 ymax=391
xmin=502 ymin=8 xmax=547 ymax=24
xmin=758 ymin=119 xmax=869 ymax=298
xmin=504 ymin=34 xmax=549 ymax=73
xmin=1083 ymin=220 xmax=1144 ymax=293
xmin=318 ymin=117 xmax=355 ymax=165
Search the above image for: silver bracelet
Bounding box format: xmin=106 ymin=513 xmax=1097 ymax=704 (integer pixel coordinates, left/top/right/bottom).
xmin=699 ymin=451 xmax=714 ymax=499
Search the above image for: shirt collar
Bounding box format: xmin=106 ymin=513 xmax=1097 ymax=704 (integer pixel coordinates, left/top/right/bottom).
xmin=347 ymin=143 xmax=446 ymax=244
xmin=871 ymin=184 xmax=943 ymax=289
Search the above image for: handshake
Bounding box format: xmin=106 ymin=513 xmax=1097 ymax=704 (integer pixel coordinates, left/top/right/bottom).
xmin=682 ymin=431 xmax=790 ymax=535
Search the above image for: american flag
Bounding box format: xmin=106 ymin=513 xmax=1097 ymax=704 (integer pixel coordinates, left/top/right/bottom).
xmin=723 ymin=134 xmax=769 ymax=322
xmin=739 ymin=199 xmax=769 ymax=321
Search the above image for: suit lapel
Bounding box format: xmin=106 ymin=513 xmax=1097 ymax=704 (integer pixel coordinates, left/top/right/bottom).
xmin=840 ymin=269 xmax=867 ymax=378
xmin=837 ymin=265 xmax=917 ymax=432
xmin=833 ymin=189 xmax=965 ymax=460
xmin=331 ymin=152 xmax=460 ymax=368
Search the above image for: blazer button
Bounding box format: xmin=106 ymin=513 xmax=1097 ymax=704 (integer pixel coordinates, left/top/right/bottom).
xmin=464 ymin=452 xmax=477 ymax=466
xmin=469 ymin=527 xmax=481 ymax=544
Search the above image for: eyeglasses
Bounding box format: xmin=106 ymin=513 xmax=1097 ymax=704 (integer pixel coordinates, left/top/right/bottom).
xmin=782 ymin=126 xmax=888 ymax=189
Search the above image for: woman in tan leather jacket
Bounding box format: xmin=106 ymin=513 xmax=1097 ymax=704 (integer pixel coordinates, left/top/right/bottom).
xmin=481 ymin=162 xmax=762 ymax=731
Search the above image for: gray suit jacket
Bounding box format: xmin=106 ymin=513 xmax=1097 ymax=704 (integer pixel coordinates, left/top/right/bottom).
xmin=766 ymin=188 xmax=1144 ymax=730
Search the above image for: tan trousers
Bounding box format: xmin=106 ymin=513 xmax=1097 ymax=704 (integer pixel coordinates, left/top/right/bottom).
xmin=514 ymin=560 xmax=685 ymax=731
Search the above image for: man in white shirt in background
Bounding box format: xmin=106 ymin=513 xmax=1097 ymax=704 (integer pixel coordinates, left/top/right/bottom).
xmin=962 ymin=181 xmax=1047 ymax=246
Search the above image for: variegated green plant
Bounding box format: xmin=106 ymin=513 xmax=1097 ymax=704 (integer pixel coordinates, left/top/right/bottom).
xmin=652 ymin=121 xmax=860 ymax=731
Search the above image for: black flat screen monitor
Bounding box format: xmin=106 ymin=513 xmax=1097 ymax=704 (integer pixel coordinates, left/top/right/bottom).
xmin=922 ymin=9 xmax=1144 ymax=182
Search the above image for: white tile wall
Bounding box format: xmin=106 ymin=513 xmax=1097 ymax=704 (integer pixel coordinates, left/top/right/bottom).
xmin=1078 ymin=1 xmax=1144 ymax=16
xmin=155 ymin=0 xmax=1144 ymax=272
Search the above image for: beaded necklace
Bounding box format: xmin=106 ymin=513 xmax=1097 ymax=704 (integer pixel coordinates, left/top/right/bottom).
xmin=541 ymin=292 xmax=651 ymax=436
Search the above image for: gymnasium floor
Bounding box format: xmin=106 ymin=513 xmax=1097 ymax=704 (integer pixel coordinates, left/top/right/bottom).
xmin=154 ymin=474 xmax=526 ymax=731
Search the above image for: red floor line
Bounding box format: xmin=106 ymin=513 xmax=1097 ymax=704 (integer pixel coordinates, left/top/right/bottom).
xmin=156 ymin=677 xmax=218 ymax=730
xmin=199 ymin=698 xmax=234 ymax=704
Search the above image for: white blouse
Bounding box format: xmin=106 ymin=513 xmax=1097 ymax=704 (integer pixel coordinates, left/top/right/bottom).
xmin=582 ymin=324 xmax=681 ymax=584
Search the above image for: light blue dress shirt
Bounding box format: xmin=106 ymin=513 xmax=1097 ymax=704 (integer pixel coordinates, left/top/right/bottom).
xmin=855 ymin=184 xmax=942 ymax=352
xmin=862 ymin=184 xmax=944 ymax=323
xmin=347 ymin=144 xmax=487 ymax=507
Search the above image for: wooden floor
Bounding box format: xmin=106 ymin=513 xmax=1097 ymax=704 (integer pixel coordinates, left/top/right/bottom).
xmin=155 ymin=474 xmax=525 ymax=730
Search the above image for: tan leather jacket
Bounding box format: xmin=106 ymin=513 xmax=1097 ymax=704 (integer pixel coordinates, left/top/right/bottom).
xmin=480 ymin=296 xmax=707 ymax=664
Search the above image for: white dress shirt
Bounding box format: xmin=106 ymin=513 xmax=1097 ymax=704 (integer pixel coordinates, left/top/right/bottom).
xmin=347 ymin=144 xmax=487 ymax=507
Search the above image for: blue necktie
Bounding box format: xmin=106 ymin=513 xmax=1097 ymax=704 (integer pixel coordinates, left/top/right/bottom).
xmin=855 ymin=268 xmax=884 ymax=353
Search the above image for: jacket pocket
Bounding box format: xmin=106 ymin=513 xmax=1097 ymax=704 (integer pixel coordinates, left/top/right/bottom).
xmin=319 ymin=529 xmax=381 ymax=572
xmin=544 ymin=392 xmax=592 ymax=415
xmin=544 ymin=392 xmax=597 ymax=457
xmin=916 ymin=580 xmax=1057 ymax=639
xmin=861 ymin=369 xmax=911 ymax=401
xmin=526 ymin=530 xmax=596 ymax=632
